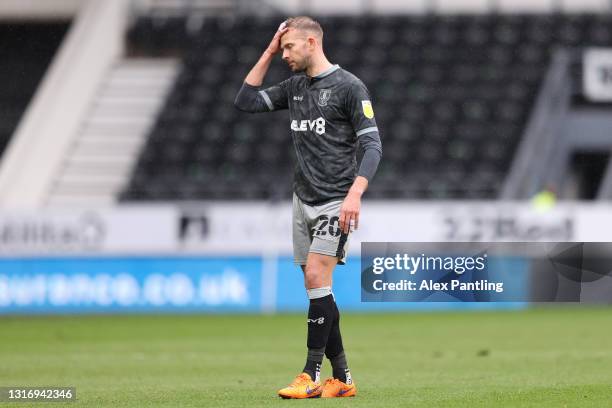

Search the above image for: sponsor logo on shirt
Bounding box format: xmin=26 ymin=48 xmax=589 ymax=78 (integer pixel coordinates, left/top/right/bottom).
xmin=293 ymin=95 xmax=303 ymax=101
xmin=291 ymin=117 xmax=326 ymax=135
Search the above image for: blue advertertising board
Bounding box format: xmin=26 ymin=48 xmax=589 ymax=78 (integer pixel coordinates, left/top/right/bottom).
xmin=0 ymin=256 xmax=526 ymax=314
xmin=0 ymin=257 xmax=263 ymax=314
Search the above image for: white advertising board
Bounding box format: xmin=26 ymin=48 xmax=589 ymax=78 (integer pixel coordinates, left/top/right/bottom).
xmin=2 ymin=202 xmax=612 ymax=256
xmin=584 ymin=48 xmax=612 ymax=101
xmin=0 ymin=206 xmax=178 ymax=256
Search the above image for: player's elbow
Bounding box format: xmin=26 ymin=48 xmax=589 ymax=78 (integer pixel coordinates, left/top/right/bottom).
xmin=363 ymin=144 xmax=383 ymax=159
xmin=234 ymin=84 xmax=259 ymax=113
xmin=234 ymin=94 xmax=253 ymax=112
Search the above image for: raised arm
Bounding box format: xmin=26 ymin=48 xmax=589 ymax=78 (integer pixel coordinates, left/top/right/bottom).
xmin=234 ymin=23 xmax=289 ymax=113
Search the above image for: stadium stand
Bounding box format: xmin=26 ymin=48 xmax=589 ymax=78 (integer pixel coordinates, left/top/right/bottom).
xmin=121 ymin=14 xmax=612 ymax=201
xmin=0 ymin=22 xmax=69 ymax=160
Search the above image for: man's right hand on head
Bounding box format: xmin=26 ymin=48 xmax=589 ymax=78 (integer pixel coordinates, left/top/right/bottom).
xmin=266 ymin=22 xmax=289 ymax=55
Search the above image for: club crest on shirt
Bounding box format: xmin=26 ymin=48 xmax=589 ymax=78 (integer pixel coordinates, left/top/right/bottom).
xmin=362 ymin=100 xmax=374 ymax=119
xmin=318 ymin=89 xmax=332 ymax=106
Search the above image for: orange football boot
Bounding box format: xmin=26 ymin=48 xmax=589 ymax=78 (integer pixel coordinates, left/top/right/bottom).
xmin=321 ymin=377 xmax=357 ymax=398
xmin=277 ymin=373 xmax=322 ymax=399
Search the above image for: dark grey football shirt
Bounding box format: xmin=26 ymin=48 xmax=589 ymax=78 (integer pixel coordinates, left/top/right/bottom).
xmin=261 ymin=65 xmax=379 ymax=205
xmin=237 ymin=65 xmax=381 ymax=205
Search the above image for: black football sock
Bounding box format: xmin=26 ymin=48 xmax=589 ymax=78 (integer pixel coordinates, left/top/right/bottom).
xmin=330 ymin=352 xmax=352 ymax=384
xmin=325 ymin=297 xmax=343 ymax=357
xmin=303 ymin=290 xmax=334 ymax=382
xmin=325 ymin=299 xmax=352 ymax=384
xmin=303 ymin=348 xmax=324 ymax=383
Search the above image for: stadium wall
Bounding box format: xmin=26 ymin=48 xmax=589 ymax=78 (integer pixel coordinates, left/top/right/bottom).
xmin=262 ymin=0 xmax=611 ymax=13
xmin=1 ymin=202 xmax=610 ymax=314
xmin=0 ymin=0 xmax=81 ymax=20
xmin=0 ymin=0 xmax=128 ymax=208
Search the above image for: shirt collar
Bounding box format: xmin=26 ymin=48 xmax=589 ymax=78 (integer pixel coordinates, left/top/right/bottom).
xmin=312 ymin=64 xmax=340 ymax=79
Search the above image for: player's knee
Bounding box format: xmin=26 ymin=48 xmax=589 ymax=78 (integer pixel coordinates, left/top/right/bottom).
xmin=304 ymin=263 xmax=324 ymax=289
xmin=304 ymin=271 xmax=321 ymax=289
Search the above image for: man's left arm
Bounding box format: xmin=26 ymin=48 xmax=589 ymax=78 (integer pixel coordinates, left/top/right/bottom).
xmin=339 ymin=82 xmax=383 ymax=234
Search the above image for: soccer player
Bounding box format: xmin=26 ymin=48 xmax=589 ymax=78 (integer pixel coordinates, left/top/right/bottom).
xmin=234 ymin=16 xmax=382 ymax=399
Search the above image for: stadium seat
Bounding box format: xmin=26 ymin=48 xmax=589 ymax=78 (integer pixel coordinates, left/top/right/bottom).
xmin=0 ymin=22 xmax=69 ymax=161
xmin=121 ymin=14 xmax=612 ymax=201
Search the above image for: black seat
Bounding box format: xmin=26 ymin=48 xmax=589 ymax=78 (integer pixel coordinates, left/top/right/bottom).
xmin=121 ymin=13 xmax=612 ymax=201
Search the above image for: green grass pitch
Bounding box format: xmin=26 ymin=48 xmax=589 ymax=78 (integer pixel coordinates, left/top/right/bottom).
xmin=1 ymin=307 xmax=611 ymax=407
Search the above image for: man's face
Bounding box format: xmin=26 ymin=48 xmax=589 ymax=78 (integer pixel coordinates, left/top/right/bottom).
xmin=280 ymin=28 xmax=313 ymax=72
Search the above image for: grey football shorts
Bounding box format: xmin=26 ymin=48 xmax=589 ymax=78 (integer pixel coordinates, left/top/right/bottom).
xmin=292 ymin=193 xmax=350 ymax=265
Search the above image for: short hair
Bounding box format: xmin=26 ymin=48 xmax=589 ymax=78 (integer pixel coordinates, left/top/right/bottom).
xmin=284 ymin=16 xmax=323 ymax=39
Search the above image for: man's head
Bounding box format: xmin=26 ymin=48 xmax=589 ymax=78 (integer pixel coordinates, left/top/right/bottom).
xmin=279 ymin=16 xmax=324 ymax=73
